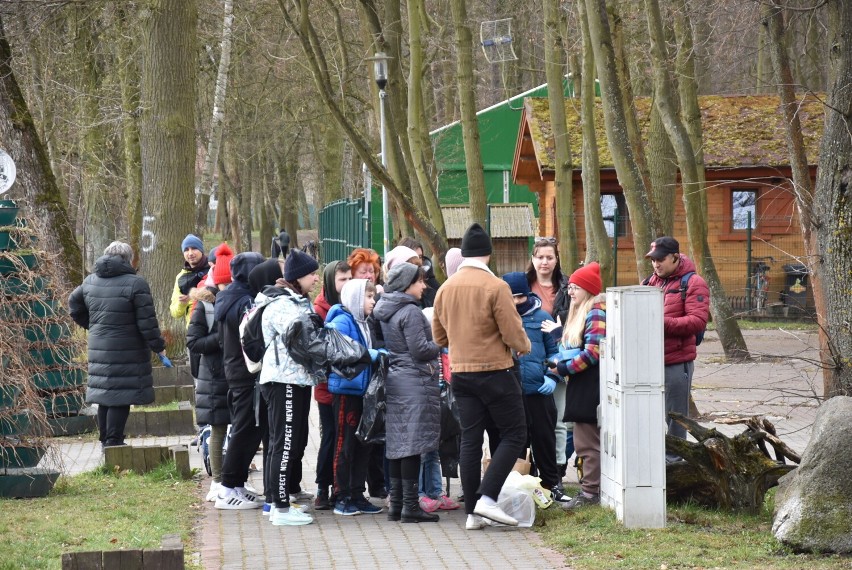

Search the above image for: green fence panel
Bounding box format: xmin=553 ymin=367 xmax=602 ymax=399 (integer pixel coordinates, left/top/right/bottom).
xmin=318 ymin=198 xmax=371 ymax=265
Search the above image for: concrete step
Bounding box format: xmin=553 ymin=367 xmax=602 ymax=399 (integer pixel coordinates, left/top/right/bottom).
xmin=126 ymin=404 xmax=195 ymax=437
xmin=147 ymin=385 xmax=195 ymax=406
xmin=152 ymin=365 xmax=193 ymax=388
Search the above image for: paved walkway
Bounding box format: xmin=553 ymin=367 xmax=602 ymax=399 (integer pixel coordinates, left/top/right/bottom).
xmin=52 ymin=328 xmax=822 ymax=570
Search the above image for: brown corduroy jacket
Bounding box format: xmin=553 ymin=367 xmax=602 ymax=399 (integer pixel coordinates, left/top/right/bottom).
xmin=432 ymin=262 xmax=531 ymax=373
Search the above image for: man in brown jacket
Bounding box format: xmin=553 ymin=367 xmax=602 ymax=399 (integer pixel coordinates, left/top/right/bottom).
xmin=433 ymin=223 xmax=531 ymax=529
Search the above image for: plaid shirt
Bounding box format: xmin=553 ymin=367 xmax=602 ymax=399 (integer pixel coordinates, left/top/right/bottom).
xmin=557 ymin=301 xmax=606 ymax=376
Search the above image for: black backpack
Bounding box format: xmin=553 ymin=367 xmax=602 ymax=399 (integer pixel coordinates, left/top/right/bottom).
xmin=239 ymin=301 xmax=276 ymax=372
xmin=643 ymin=271 xmax=705 ymax=345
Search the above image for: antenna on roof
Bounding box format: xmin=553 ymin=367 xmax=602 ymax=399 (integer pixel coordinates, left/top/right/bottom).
xmin=480 ymin=18 xmax=517 ymax=63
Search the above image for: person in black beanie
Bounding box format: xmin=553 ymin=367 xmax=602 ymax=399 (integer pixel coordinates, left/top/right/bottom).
xmin=258 ymin=248 xmax=321 ymax=525
xmin=432 ymin=223 xmax=531 ymax=529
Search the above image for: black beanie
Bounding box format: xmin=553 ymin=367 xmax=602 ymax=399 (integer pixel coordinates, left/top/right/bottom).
xmin=284 ymin=250 xmax=319 ymax=281
xmin=461 ymin=223 xmax=492 ymax=257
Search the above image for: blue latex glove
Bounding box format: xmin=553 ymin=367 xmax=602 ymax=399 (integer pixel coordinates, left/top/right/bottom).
xmin=368 ymin=348 xmax=380 ymax=362
xmin=538 ymin=375 xmax=557 ymax=395
xmin=158 ymin=353 xmax=173 ymax=368
xmin=441 ymin=347 xmax=449 ymax=354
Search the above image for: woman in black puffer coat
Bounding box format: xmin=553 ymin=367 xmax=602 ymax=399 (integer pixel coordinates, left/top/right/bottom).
xmin=372 ymin=262 xmax=442 ymax=523
xmin=186 ymin=284 xmax=230 ymax=499
xmin=68 ymin=241 xmax=166 ymax=448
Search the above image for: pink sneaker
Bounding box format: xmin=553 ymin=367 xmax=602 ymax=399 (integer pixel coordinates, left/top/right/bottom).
xmin=438 ymin=494 xmax=461 ymax=510
xmin=419 ymin=496 xmax=441 ymax=513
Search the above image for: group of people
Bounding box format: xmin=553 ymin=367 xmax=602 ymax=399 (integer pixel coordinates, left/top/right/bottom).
xmin=68 ymin=222 xmax=709 ymax=530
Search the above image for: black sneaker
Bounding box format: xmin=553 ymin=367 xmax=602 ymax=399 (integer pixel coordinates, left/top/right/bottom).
xmin=551 ymin=487 xmax=571 ymax=504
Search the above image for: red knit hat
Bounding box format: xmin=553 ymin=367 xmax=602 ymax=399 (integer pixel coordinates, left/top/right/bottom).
xmin=569 ymin=262 xmax=602 ymax=296
xmin=212 ymin=243 xmax=234 ymax=285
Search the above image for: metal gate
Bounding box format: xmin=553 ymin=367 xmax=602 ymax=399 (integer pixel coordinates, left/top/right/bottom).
xmin=317 ymin=198 xmax=371 ymax=264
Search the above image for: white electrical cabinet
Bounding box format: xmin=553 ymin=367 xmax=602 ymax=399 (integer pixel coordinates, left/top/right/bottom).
xmin=599 ymin=286 xmax=667 ymax=528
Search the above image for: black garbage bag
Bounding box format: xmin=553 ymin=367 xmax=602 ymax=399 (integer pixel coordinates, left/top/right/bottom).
xmin=440 ymin=381 xmax=461 ymax=440
xmin=356 ymin=354 xmax=387 ymax=444
xmin=439 ymin=381 xmax=461 ymax=478
xmin=323 ymin=327 xmax=371 ymax=379
xmin=284 ymin=314 xmax=369 ymax=379
xmin=284 ymin=312 xmax=328 ymax=375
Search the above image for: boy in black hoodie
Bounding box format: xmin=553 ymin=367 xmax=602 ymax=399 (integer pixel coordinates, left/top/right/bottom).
xmin=213 ymin=252 xmax=267 ymax=509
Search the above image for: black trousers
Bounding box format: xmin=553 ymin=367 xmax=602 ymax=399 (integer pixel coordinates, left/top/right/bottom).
xmin=332 ymin=394 xmax=372 ymax=499
xmin=220 ymin=384 xmax=268 ymax=490
xmin=524 ymin=393 xmax=559 ymax=489
xmin=261 ymin=382 xmax=311 ymax=508
xmin=97 ymin=404 xmax=130 ymax=447
xmin=452 ymin=369 xmax=527 ymax=515
xmin=315 ymin=401 xmax=335 ymax=490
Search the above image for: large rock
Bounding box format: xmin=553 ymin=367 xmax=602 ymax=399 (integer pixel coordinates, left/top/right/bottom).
xmin=772 ymin=396 xmax=852 ymax=552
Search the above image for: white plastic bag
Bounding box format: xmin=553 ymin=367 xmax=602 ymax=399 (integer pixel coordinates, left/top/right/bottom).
xmin=495 ymin=471 xmax=545 ymax=528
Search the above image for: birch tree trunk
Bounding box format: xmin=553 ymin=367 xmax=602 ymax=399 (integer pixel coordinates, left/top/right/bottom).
xmin=0 ymin=14 xmax=83 ymax=286
xmin=543 ymin=0 xmax=577 ymax=269
xmin=583 ymin=0 xmax=656 ymax=278
xmin=450 ymin=0 xmax=487 ymax=226
xmin=196 ymin=0 xmax=234 ymax=236
xmin=139 ymin=0 xmax=197 ymax=353
xmin=645 ymin=0 xmax=748 ymax=360
xmin=576 ymin=0 xmax=613 ymax=283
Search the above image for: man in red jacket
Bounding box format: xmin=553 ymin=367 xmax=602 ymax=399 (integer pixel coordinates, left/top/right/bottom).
xmin=644 ymin=237 xmax=710 ymax=453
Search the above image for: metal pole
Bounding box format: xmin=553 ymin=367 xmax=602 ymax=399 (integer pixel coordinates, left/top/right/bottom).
xmin=379 ymin=88 xmax=389 ymax=256
xmin=746 ymin=211 xmax=753 ymax=311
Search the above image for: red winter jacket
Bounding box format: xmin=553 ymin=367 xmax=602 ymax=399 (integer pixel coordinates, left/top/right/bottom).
xmin=312 ymin=291 xmax=333 ymax=405
xmin=645 ymin=255 xmax=710 ymax=365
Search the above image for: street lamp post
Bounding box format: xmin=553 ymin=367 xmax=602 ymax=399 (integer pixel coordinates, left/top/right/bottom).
xmin=371 ymin=52 xmax=391 ymax=256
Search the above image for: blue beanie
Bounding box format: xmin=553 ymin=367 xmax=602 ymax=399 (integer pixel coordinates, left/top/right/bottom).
xmin=181 ymin=234 xmax=204 ymax=253
xmin=502 ymin=271 xmax=530 ymax=297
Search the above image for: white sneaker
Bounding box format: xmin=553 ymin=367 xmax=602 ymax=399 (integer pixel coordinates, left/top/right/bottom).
xmin=236 ymin=486 xmax=265 ymax=504
xmin=214 ymin=488 xmax=263 ymax=510
xmin=473 ymin=498 xmax=518 ymax=526
xmin=205 ymin=482 xmax=221 ymax=502
xmin=465 ymin=514 xmax=489 ymax=530
xmin=270 ymin=506 xmax=313 ymax=526
xmin=268 ymin=504 xmax=309 ymax=520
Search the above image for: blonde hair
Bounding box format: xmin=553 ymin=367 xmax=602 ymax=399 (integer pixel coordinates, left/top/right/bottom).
xmin=562 ymin=289 xmax=596 ymax=348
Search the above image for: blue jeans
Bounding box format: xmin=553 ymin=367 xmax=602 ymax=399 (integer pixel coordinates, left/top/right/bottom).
xmin=418 ymin=450 xmax=442 ymax=498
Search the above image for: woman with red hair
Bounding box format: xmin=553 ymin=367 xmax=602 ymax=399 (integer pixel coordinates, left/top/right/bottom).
xmin=347 ymin=248 xmax=382 ymax=287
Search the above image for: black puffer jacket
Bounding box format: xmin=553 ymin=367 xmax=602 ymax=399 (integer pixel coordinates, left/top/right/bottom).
xmin=186 ymin=287 xmax=229 ymax=425
xmin=213 ymin=252 xmax=265 ymax=389
xmin=68 ymin=255 xmax=165 ymax=407
xmin=372 ymin=291 xmax=441 ymax=460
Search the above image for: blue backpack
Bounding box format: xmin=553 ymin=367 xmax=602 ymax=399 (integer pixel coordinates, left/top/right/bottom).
xmin=643 ymin=271 xmax=705 ymax=346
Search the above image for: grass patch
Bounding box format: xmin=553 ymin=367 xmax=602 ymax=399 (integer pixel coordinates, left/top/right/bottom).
xmin=537 ymin=488 xmax=850 ymax=569
xmin=0 ymin=462 xmax=200 ymax=570
xmin=136 ymin=400 xmax=182 ymax=412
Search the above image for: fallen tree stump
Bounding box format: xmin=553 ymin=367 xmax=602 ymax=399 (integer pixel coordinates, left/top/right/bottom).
xmin=665 ymin=413 xmax=799 ymax=513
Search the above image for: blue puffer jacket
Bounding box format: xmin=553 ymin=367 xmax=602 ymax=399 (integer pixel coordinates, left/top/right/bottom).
xmin=517 ymin=296 xmax=559 ymax=395
xmin=325 ymin=304 xmax=371 ymax=396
